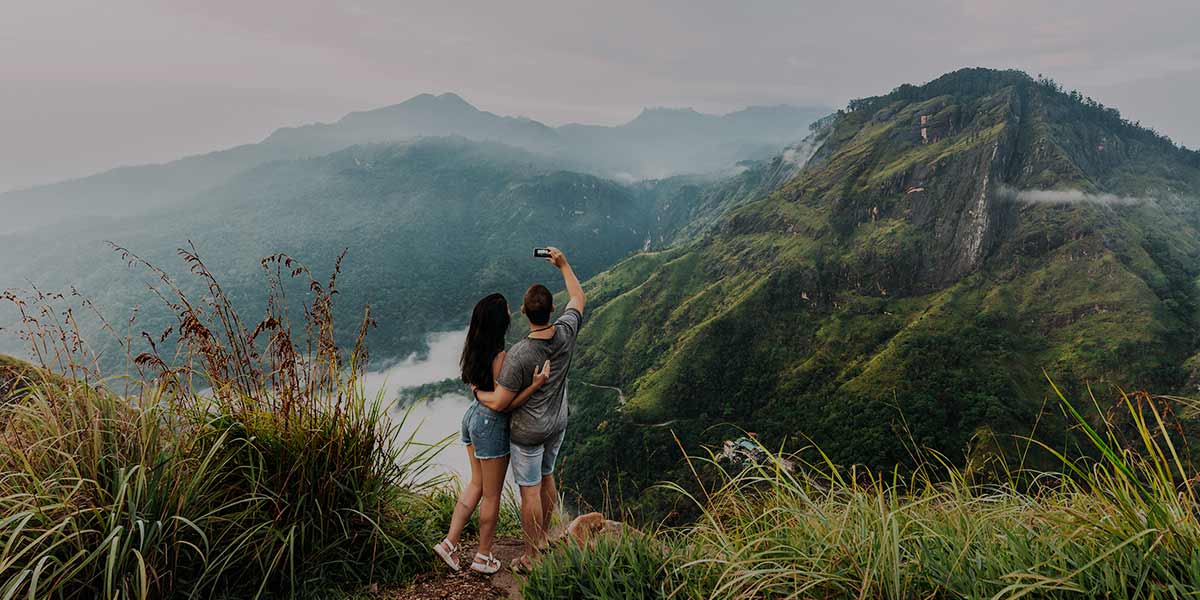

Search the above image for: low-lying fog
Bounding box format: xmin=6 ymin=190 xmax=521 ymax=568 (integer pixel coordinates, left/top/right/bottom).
xmin=362 ymin=328 xmax=478 ymax=485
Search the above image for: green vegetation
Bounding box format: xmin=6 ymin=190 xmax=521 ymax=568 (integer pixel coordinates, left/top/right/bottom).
xmin=0 ymin=253 xmax=461 ymax=598
xmin=0 ymin=370 xmax=453 ymax=598
xmin=561 ymin=68 xmax=1200 ymax=519
xmin=522 ymin=533 xmax=684 ymax=600
xmin=527 ymin=386 xmax=1200 ymax=599
xmin=0 ymin=138 xmax=653 ymax=370
xmin=396 ymin=377 xmax=469 ymax=405
xmin=10 ymin=271 xmax=1200 ymax=599
xmin=7 ymin=67 xmax=1200 ymax=597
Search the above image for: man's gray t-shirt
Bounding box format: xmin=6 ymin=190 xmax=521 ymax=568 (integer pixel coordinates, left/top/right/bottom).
xmin=498 ymin=308 xmax=582 ymax=446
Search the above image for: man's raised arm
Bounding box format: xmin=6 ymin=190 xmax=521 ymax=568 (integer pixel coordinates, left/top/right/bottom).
xmin=547 ymin=247 xmax=585 ymax=315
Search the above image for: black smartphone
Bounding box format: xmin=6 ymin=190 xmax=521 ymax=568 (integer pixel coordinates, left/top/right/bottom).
xmin=534 ymin=248 xmax=552 ymax=258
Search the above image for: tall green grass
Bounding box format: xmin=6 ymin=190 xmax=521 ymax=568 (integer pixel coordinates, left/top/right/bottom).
xmin=0 ymin=247 xmax=451 ymax=598
xmin=9 ymin=243 xmax=1200 ymax=598
xmin=522 ymin=532 xmax=683 ymax=600
xmin=525 ymin=385 xmax=1200 ymax=599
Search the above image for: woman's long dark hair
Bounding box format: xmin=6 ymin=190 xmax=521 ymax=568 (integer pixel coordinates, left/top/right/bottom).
xmin=460 ymin=293 xmax=510 ymax=391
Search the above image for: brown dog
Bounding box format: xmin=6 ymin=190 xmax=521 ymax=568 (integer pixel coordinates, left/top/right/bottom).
xmin=565 ymin=512 xmax=607 ymax=545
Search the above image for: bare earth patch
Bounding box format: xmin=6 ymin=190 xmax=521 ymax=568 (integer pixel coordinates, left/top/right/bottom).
xmin=372 ymin=537 xmax=526 ymax=600
xmin=366 ymin=512 xmax=626 ymax=599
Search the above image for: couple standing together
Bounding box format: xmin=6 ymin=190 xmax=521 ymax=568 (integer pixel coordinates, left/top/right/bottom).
xmin=433 ymin=247 xmax=585 ymax=574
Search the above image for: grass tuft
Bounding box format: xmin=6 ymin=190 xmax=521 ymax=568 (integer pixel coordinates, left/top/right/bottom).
xmin=526 ymin=385 xmax=1200 ymax=599
xmin=522 ymin=532 xmax=687 ymax=600
xmin=1 ymin=246 xmax=451 ymax=598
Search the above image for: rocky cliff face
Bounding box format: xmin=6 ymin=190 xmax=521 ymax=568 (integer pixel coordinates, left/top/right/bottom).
xmin=779 ymin=79 xmax=1026 ymax=290
xmin=634 ymin=117 xmax=835 ymax=247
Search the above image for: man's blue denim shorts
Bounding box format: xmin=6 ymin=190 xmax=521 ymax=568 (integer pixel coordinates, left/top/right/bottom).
xmin=460 ymin=401 xmax=510 ymax=460
xmin=509 ymin=428 xmax=566 ymax=487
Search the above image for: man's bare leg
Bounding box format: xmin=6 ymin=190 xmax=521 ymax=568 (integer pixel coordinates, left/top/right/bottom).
xmin=518 ymin=482 xmax=546 ymax=557
xmin=539 ymin=474 xmax=558 ymax=539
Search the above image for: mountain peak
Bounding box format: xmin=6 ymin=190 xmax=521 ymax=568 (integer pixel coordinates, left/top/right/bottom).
xmin=845 ymin=68 xmax=1033 ymax=114
xmin=622 ymin=107 xmax=717 ymax=134
xmin=628 ymin=106 xmax=702 ymax=123
xmin=390 ymin=92 xmax=479 ymax=113
xmin=922 ymin=67 xmax=1033 ymax=94
xmin=639 ymin=106 xmax=700 ymax=114
xmin=435 ymin=92 xmax=472 ymax=106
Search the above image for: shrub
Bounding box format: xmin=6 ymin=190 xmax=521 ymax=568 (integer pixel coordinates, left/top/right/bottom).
xmin=522 ymin=533 xmax=690 ymax=600
xmin=0 ymin=246 xmax=449 ymax=598
xmin=664 ymin=385 xmax=1200 ymax=599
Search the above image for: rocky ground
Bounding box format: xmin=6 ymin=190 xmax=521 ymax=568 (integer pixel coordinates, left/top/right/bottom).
xmin=368 ymin=513 xmax=622 ymax=600
xmin=370 ymin=536 xmax=525 ymax=600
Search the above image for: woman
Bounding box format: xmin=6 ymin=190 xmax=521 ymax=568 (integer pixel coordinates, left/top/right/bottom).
xmin=433 ymin=293 xmax=550 ymax=574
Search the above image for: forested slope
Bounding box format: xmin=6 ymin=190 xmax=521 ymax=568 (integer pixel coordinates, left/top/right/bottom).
xmin=560 ymin=68 xmax=1200 ymax=517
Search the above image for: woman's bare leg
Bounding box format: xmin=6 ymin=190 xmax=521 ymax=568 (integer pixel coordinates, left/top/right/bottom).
xmin=476 ymin=455 xmax=510 ymax=556
xmin=447 ymin=445 xmax=483 ymax=546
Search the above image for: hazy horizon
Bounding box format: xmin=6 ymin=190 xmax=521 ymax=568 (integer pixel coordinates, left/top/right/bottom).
xmin=0 ymin=91 xmax=825 ymax=193
xmin=3 ymin=0 xmax=1200 ymax=192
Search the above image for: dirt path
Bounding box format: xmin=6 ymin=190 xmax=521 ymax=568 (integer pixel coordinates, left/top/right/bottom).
xmin=365 ymin=515 xmax=623 ymax=599
xmin=373 ymin=537 xmax=526 ymax=600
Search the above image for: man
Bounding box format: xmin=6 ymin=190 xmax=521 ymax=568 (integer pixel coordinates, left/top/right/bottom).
xmin=473 ymin=246 xmax=585 ymax=570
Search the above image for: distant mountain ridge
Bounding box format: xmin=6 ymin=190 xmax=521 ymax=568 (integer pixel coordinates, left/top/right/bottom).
xmin=0 ymin=137 xmax=652 ymax=366
xmin=0 ymin=93 xmax=828 ymax=234
xmin=0 ymin=122 xmax=828 ymax=367
xmin=261 ymin=93 xmax=562 ymax=156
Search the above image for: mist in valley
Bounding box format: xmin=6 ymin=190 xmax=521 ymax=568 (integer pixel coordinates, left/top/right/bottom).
xmin=363 ymin=329 xmax=476 ymax=482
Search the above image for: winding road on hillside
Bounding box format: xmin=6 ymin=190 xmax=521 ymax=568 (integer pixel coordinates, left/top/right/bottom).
xmin=577 ymin=380 xmax=625 ymax=405
xmin=577 ymin=380 xmax=678 ymax=428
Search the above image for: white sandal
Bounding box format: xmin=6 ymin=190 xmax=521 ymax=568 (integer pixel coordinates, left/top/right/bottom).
xmin=470 ymin=552 xmax=501 ymax=574
xmin=433 ymin=538 xmax=460 ymax=571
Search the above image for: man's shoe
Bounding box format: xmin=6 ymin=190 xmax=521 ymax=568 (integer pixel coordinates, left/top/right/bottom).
xmin=510 ymin=555 xmax=534 ymax=575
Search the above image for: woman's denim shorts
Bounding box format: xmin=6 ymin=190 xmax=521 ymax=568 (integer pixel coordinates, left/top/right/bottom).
xmin=460 ymin=401 xmax=511 ymax=459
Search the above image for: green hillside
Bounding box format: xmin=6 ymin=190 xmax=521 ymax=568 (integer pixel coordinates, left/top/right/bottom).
xmin=0 ymin=138 xmax=651 ymax=366
xmin=560 ymin=68 xmax=1200 ymax=517
xmin=1 ymin=132 xmax=828 ymax=369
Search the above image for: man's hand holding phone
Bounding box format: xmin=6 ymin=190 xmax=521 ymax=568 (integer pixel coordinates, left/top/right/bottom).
xmin=545 ymin=247 xmax=567 ymax=269
xmin=534 ymin=247 xmax=567 ymax=269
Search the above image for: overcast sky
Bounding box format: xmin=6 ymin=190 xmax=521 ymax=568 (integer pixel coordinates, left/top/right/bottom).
xmin=3 ymin=0 xmax=1199 ymax=192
